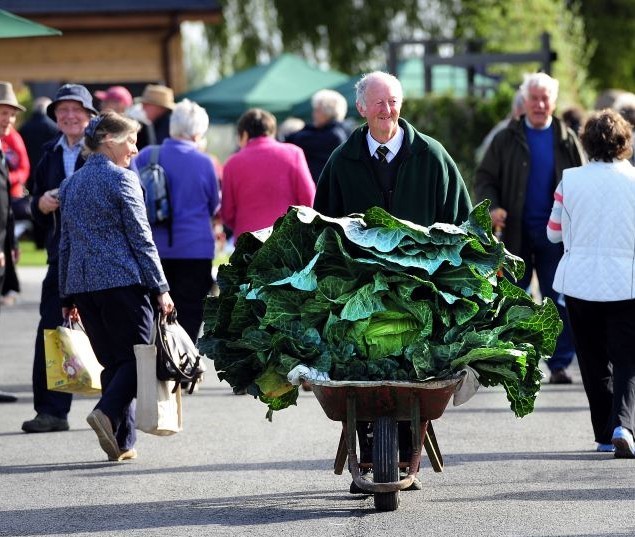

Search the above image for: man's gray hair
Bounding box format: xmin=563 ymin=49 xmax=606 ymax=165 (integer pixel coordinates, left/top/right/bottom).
xmin=520 ymin=72 xmax=559 ymax=104
xmin=355 ymin=71 xmax=403 ymax=109
xmin=33 ymin=96 xmax=52 ymax=115
xmin=169 ymin=98 xmax=209 ymax=140
xmin=312 ymin=89 xmax=347 ymax=121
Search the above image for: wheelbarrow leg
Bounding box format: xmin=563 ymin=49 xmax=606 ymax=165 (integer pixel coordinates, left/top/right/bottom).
xmin=422 ymin=421 xmax=444 ymax=472
xmin=334 ymin=425 xmax=347 ymax=475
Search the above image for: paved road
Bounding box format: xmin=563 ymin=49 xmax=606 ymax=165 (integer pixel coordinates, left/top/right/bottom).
xmin=0 ymin=266 xmax=634 ymax=537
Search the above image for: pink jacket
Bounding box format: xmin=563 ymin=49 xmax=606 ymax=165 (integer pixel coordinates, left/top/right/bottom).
xmin=221 ymin=136 xmax=315 ymax=238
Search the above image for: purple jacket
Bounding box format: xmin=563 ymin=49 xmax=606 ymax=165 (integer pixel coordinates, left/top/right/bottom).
xmin=134 ymin=138 xmax=220 ymax=259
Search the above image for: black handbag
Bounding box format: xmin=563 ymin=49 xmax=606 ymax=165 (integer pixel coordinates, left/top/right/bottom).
xmin=11 ymin=196 xmax=31 ymax=221
xmin=155 ymin=310 xmax=206 ymax=393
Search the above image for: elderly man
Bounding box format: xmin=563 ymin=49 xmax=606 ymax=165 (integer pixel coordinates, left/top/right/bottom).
xmin=22 ymin=84 xmax=97 ymax=433
xmin=314 ymin=71 xmax=472 ymax=493
xmin=138 ymin=84 xmax=174 ymax=146
xmin=475 ymin=72 xmax=585 ymax=385
xmin=315 ymin=71 xmax=471 ymax=225
xmin=286 ymin=89 xmax=350 ymax=183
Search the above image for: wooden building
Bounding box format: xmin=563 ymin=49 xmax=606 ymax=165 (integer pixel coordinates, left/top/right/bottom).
xmin=0 ymin=0 xmax=221 ymax=97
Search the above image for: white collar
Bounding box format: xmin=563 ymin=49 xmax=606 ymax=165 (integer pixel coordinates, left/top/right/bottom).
xmin=366 ymin=126 xmax=404 ymax=162
xmin=524 ymin=116 xmax=553 ymax=131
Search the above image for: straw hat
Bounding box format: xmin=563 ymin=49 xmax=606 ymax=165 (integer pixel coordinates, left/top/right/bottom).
xmin=138 ymin=84 xmax=175 ymax=110
xmin=0 ymin=82 xmax=25 ymax=111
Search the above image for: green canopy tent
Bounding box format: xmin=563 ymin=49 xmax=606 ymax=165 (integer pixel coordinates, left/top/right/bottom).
xmin=180 ymin=53 xmax=350 ymax=123
xmin=0 ymin=9 xmax=61 ymax=38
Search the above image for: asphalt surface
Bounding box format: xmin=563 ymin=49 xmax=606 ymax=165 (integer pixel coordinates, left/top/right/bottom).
xmin=0 ymin=266 xmax=634 ymax=537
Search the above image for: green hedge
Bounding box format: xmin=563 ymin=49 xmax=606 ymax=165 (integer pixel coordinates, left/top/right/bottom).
xmin=401 ymin=87 xmax=514 ymax=196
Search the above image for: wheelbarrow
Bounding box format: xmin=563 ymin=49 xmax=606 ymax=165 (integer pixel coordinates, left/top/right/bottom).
xmin=310 ymin=375 xmax=464 ymax=511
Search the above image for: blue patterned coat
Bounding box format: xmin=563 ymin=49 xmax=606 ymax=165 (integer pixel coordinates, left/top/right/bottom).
xmin=58 ymin=153 xmax=169 ymax=298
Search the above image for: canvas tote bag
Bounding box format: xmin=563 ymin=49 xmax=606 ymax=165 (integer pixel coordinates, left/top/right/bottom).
xmin=134 ymin=342 xmax=183 ymax=436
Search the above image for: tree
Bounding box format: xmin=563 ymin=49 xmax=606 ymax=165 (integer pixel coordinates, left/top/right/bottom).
xmin=201 ymin=0 xmax=594 ymax=107
xmin=577 ymin=0 xmax=635 ymax=91
xmin=451 ymin=0 xmax=594 ymax=108
xmin=204 ymin=0 xmax=450 ymax=77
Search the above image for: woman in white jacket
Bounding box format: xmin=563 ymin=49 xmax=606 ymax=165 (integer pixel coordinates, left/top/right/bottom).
xmin=548 ymin=109 xmax=635 ymax=458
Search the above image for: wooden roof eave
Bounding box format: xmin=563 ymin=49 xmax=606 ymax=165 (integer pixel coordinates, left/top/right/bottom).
xmin=28 ymin=11 xmax=221 ymax=32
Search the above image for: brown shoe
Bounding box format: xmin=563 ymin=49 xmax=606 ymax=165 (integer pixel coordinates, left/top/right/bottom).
xmin=86 ymin=409 xmax=120 ymax=460
xmin=109 ymin=448 xmax=138 ymax=462
xmin=549 ymin=369 xmax=573 ymax=384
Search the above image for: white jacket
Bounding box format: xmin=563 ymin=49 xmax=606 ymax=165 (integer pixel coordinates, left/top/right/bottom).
xmin=550 ymin=160 xmax=635 ymax=301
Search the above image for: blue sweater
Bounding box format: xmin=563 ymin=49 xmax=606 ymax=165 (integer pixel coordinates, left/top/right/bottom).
xmin=522 ymin=123 xmax=555 ymax=231
xmin=58 ymin=153 xmax=168 ymax=298
xmin=134 ymin=138 xmax=220 ymax=259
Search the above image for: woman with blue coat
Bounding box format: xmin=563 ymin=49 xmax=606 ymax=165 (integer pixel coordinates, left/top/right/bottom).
xmin=58 ymin=111 xmax=174 ymax=462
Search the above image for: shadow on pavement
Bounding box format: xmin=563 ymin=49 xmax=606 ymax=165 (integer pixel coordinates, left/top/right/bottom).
xmin=0 ymin=491 xmax=372 ymax=534
xmin=0 ymin=459 xmax=335 ymax=476
xmin=432 ymin=486 xmax=634 ymax=503
xmin=444 ymin=450 xmax=618 ymax=464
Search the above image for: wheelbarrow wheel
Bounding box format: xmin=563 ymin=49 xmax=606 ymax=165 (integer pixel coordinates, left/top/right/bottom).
xmin=372 ymin=416 xmax=400 ymax=511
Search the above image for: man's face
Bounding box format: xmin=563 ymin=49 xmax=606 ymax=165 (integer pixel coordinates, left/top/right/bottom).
xmin=356 ymin=79 xmax=402 ymax=143
xmin=142 ymin=103 xmax=167 ymax=122
xmin=312 ymin=106 xmax=329 ymax=128
xmin=0 ymin=105 xmax=17 ymax=137
xmin=54 ymin=100 xmax=91 ymax=143
xmin=525 ymin=86 xmax=556 ymax=129
xmin=100 ymin=98 xmax=126 ymax=114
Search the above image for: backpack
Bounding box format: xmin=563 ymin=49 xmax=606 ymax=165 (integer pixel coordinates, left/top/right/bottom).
xmin=138 ymin=145 xmax=172 ymax=245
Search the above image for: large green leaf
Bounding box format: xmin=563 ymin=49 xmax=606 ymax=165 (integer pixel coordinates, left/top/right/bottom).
xmin=198 ymin=204 xmax=560 ymax=419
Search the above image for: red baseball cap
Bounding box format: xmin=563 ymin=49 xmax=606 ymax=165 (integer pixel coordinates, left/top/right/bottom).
xmin=94 ymin=85 xmax=133 ymax=107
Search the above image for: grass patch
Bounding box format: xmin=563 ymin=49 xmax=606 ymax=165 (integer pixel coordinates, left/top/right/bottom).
xmin=17 ymin=240 xmax=231 ymax=268
xmin=18 ymin=240 xmax=47 ymax=266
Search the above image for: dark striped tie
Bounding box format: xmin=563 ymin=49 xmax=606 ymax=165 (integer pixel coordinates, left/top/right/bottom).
xmin=376 ymin=145 xmax=389 ymax=163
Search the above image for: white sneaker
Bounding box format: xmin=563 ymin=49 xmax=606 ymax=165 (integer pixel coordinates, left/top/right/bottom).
xmin=611 ymin=426 xmax=635 ymax=458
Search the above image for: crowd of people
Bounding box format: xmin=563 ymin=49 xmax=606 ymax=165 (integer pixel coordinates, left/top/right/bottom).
xmin=0 ymin=68 xmax=634 ymax=466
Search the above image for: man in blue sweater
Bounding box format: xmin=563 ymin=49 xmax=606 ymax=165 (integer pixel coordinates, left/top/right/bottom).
xmin=475 ymin=72 xmax=585 ymax=384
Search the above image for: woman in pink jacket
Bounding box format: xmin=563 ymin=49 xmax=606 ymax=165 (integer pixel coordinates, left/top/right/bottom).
xmin=221 ymin=108 xmax=315 ymax=239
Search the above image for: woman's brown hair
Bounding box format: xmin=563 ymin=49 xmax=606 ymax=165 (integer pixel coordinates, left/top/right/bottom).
xmin=580 ymin=108 xmax=633 ymax=162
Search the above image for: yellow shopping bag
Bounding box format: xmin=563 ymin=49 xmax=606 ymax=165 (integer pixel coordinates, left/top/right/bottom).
xmin=45 ymin=324 xmax=103 ymax=395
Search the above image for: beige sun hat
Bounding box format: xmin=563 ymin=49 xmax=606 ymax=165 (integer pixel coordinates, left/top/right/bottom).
xmin=138 ymin=84 xmax=175 ymax=110
xmin=0 ymin=82 xmax=26 ymax=111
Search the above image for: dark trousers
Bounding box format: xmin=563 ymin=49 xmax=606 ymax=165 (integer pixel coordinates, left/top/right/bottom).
xmin=517 ymin=226 xmax=575 ymax=371
xmin=1 ymin=237 xmax=19 ymax=295
xmin=565 ymin=296 xmax=635 ymax=443
xmin=75 ymin=285 xmax=153 ymax=451
xmin=160 ymin=258 xmax=213 ymax=342
xmin=33 ymin=264 xmax=72 ymax=418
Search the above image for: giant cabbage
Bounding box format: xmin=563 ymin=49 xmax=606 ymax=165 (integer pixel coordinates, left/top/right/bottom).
xmin=198 ymin=202 xmax=562 ymax=420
